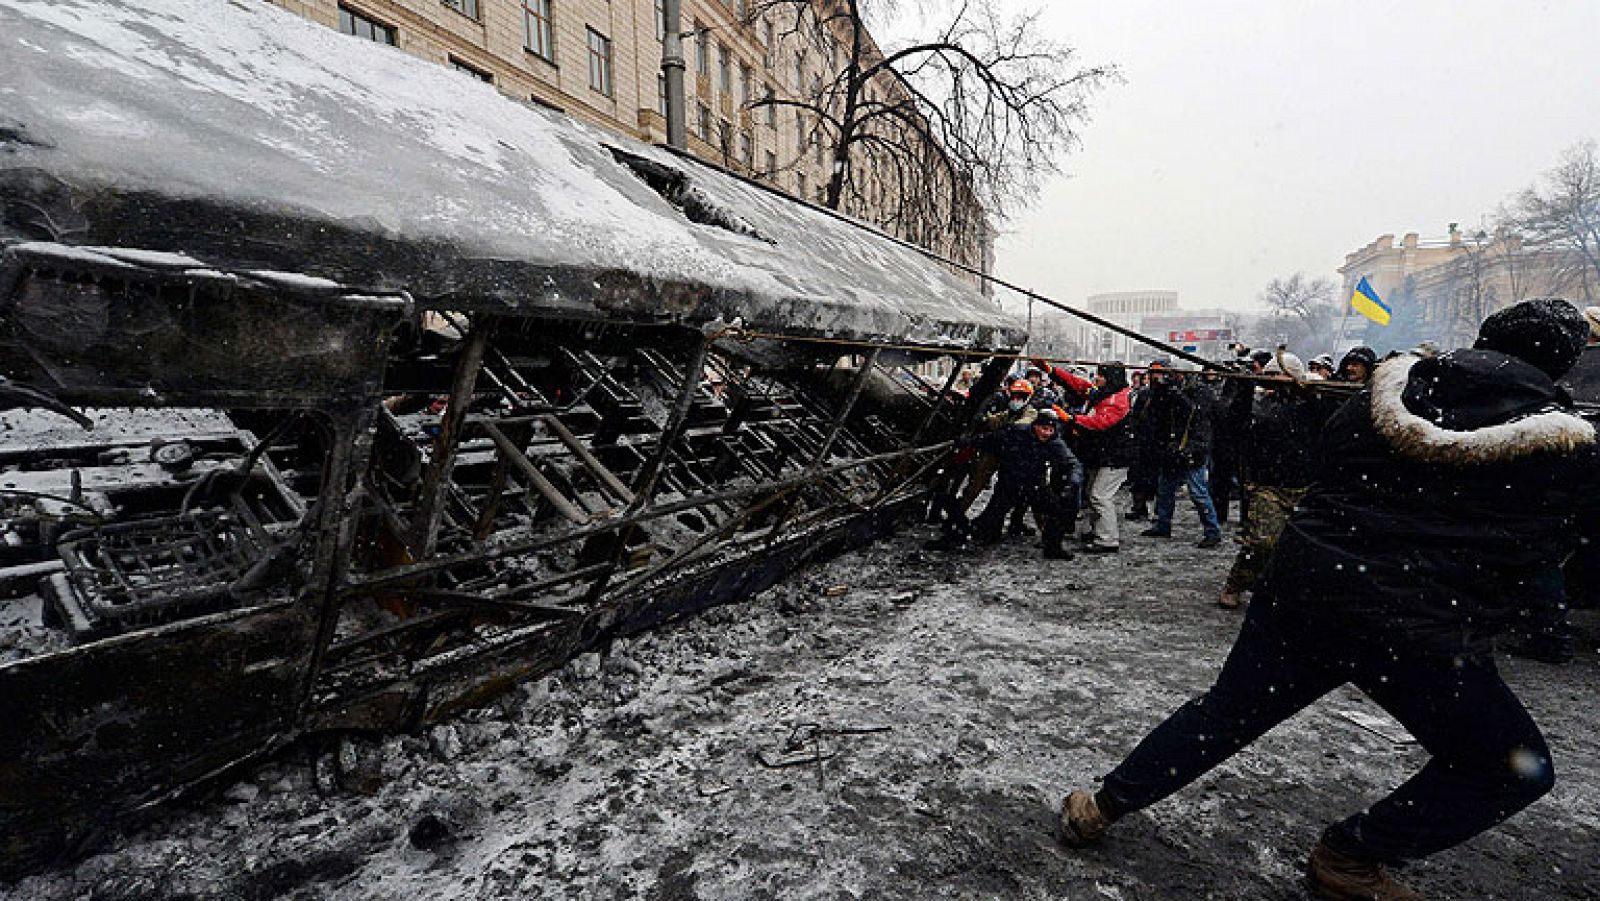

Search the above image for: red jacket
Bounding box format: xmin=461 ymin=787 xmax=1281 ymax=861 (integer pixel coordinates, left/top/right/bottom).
xmin=1050 ymin=367 xmax=1131 ymax=431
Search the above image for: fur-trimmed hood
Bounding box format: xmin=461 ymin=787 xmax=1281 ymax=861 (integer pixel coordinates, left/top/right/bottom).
xmin=1370 ymin=350 xmax=1595 ymax=465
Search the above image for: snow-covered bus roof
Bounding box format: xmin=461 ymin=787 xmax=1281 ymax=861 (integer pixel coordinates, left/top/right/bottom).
xmin=0 ymin=0 xmax=1024 ymax=353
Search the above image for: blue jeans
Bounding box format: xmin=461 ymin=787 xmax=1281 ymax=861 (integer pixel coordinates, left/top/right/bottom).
xmin=1155 ymin=464 xmax=1221 ymax=537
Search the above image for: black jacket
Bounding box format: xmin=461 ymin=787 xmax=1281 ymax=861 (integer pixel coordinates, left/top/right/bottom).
xmin=1256 ymin=350 xmax=1600 ymax=658
xmin=1242 ymin=385 xmax=1341 ymax=490
xmin=969 ymin=423 xmax=1083 ymax=489
xmin=1144 ymin=376 xmax=1216 ymax=467
xmin=1562 ymin=345 xmax=1600 ymax=406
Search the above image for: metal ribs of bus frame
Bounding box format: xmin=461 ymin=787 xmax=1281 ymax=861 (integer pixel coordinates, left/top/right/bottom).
xmin=0 ymin=241 xmax=1008 ymax=877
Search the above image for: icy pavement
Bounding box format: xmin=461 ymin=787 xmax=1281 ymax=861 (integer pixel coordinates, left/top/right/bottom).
xmin=15 ymin=512 xmax=1600 ymax=900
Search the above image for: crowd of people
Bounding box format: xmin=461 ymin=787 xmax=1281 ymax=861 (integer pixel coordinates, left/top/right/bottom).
xmin=923 ymin=298 xmax=1600 ymax=900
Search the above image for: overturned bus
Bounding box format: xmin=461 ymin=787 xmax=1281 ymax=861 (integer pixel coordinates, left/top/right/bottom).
xmin=0 ymin=0 xmax=1024 ymax=877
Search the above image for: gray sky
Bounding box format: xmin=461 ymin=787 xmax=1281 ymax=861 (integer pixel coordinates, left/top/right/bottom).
xmin=990 ymin=0 xmax=1600 ymax=314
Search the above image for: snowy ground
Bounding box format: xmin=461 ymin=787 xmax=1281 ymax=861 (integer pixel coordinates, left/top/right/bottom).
xmin=15 ymin=504 xmax=1600 ymax=900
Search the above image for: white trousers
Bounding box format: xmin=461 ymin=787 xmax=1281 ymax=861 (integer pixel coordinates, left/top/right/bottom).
xmin=1085 ymin=466 xmax=1129 ymax=547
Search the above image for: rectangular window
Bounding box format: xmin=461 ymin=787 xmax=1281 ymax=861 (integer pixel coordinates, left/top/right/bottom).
xmin=657 ymin=73 xmax=668 ymax=117
xmin=718 ymin=44 xmax=732 ymax=95
xmin=338 ymin=5 xmax=395 ymax=45
xmin=797 ymin=171 xmax=807 ymax=197
xmin=740 ymin=130 xmax=753 ymax=167
xmin=763 ymin=22 xmax=775 ymax=67
xmin=796 ymin=111 xmax=806 ymax=154
xmin=696 ymin=23 xmax=709 ymax=76
xmin=740 ymin=64 xmax=752 ymax=106
xmin=698 ymin=102 xmax=711 ymax=142
xmin=450 ymin=56 xmax=492 ymax=82
xmin=587 ymin=28 xmax=613 ymax=97
xmin=814 ymin=131 xmax=824 ymax=165
xmin=523 ymin=0 xmax=553 ymax=61
xmin=794 ymin=53 xmax=806 ymax=92
xmin=765 ymin=88 xmax=776 ymax=127
xmin=443 ymin=0 xmax=479 ymax=20
xmin=765 ymin=149 xmax=777 ymax=178
xmin=719 ymin=120 xmax=732 ymax=156
xmin=654 ymin=0 xmax=665 ymax=41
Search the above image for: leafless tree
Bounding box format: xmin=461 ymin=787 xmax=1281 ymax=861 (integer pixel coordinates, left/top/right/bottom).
xmin=1506 ymin=139 xmax=1600 ymax=303
xmin=1257 ymin=273 xmax=1337 ymax=352
xmin=747 ymin=0 xmax=1115 ymax=261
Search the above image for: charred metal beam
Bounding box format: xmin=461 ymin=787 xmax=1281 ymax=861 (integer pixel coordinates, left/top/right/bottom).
xmin=411 ymin=319 xmax=494 ymax=557
xmin=345 ymin=441 xmax=951 ymax=593
xmin=480 ymin=421 xmax=589 ymax=525
xmin=541 ymin=414 xmax=635 ymax=505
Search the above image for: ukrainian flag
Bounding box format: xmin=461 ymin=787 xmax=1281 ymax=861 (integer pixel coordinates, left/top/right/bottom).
xmin=1351 ymin=276 xmax=1391 ymax=326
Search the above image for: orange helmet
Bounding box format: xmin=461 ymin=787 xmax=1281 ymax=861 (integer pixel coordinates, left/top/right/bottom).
xmin=1009 ymin=380 xmax=1035 ymax=397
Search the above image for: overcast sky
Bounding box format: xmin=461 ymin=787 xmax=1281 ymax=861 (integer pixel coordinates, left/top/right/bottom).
xmin=984 ymin=1 xmax=1600 ymax=314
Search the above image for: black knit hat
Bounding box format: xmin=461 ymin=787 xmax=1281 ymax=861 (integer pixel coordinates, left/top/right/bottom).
xmin=1473 ymin=297 xmax=1589 ymax=379
xmin=1339 ymin=346 xmax=1378 ymax=369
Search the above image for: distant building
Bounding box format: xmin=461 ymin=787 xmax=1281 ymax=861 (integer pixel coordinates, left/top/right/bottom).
xmin=1077 ymin=291 xmax=1178 ymax=361
xmin=1139 ymin=310 xmax=1233 ymax=365
xmin=1338 ymin=230 xmax=1592 ymax=349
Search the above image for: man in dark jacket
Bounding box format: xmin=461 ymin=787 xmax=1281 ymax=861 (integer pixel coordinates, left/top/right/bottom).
xmin=1218 ymin=352 xmax=1342 ymax=609
xmin=1057 ymin=299 xmax=1600 ymax=900
xmin=1338 ymin=345 xmax=1378 ymax=384
xmin=1140 ymin=364 xmax=1224 ymax=548
xmin=931 ymin=409 xmax=1083 ymax=559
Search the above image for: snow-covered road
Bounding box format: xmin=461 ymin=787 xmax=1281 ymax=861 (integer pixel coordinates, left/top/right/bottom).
xmin=16 ymin=512 xmax=1600 ymax=899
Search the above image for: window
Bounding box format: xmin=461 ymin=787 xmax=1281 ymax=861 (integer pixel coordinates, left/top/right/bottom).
xmin=654 ymin=0 xmax=665 ymax=41
xmin=794 ymin=52 xmax=806 ymax=92
xmin=443 ymin=0 xmax=479 ymax=20
xmin=765 ymin=150 xmax=777 ymax=177
xmin=796 ymin=111 xmax=806 ymax=154
xmin=587 ymin=28 xmax=613 ymax=96
xmin=450 ymin=56 xmax=492 ymax=82
xmin=797 ymin=172 xmax=807 ymax=197
xmin=718 ymin=43 xmax=732 ymax=95
xmin=740 ymin=64 xmax=752 ymax=106
xmin=523 ymin=0 xmax=553 ymax=61
xmin=719 ymin=120 xmax=732 ymax=156
xmin=338 ymin=5 xmax=395 ymax=45
xmin=735 ymin=0 xmax=746 ymax=19
xmin=698 ymin=102 xmax=711 ymax=142
xmin=696 ymin=23 xmax=709 ymax=77
xmin=765 ymin=88 xmax=776 ymax=127
xmin=657 ymin=73 xmax=668 ymax=117
xmin=740 ymin=130 xmax=753 ymax=167
xmin=815 ymin=131 xmax=824 ymax=165
xmin=763 ymin=21 xmax=775 ymax=66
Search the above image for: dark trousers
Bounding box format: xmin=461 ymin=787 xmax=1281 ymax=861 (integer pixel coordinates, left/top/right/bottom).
xmin=1097 ymin=598 xmax=1553 ymax=865
xmin=1210 ymin=445 xmax=1243 ymax=523
xmin=972 ymin=475 xmax=1075 ymax=544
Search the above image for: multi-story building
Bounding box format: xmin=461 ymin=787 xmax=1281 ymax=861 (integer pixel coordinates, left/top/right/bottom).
xmin=1074 ymin=290 xmax=1178 ymax=362
xmin=1339 ymin=231 xmax=1592 ymax=348
xmin=271 ymin=0 xmax=991 ymax=281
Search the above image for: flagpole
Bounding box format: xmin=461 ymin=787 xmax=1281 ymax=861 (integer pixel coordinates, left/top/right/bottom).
xmin=1331 ymin=304 xmax=1353 ymax=357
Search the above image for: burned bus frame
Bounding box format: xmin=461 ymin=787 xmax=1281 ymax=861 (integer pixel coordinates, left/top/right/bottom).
xmin=0 ymin=0 xmax=1024 ymax=875
xmin=0 ymin=240 xmax=1012 ymax=876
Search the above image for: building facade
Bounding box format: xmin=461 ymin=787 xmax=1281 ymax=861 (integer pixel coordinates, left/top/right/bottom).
xmin=1339 ymin=231 xmax=1592 ymax=349
xmin=270 ymin=0 xmax=991 ymax=280
xmin=1076 ymin=290 xmax=1178 ymax=362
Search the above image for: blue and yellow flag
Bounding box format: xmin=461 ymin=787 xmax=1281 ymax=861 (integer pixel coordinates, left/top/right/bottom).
xmin=1350 ymin=276 xmax=1391 ymax=326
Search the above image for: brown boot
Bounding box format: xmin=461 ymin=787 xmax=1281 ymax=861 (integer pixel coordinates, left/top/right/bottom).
xmin=1057 ymin=790 xmax=1112 ymax=848
xmin=1307 ymin=839 xmax=1422 ymax=900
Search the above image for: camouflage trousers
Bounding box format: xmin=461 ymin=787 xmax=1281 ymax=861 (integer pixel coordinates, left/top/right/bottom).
xmin=1223 ymin=484 xmax=1308 ymax=594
